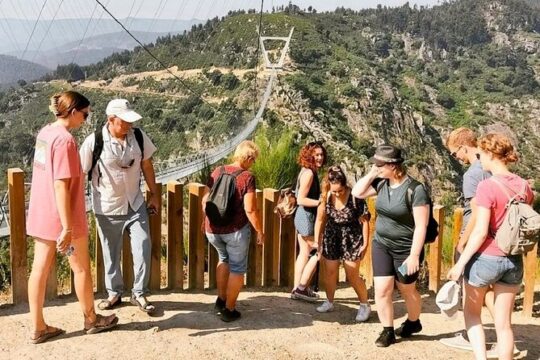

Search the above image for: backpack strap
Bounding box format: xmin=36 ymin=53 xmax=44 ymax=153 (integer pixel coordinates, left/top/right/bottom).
xmin=133 ymin=127 xmax=145 ymax=156
xmin=231 ymin=169 xmax=245 ymax=177
xmin=375 ymin=178 xmax=387 ymax=193
xmin=490 ymin=176 xmax=526 ymax=204
xmin=88 ymin=128 xmax=104 ymax=182
xmin=405 ymin=179 xmax=421 ymax=212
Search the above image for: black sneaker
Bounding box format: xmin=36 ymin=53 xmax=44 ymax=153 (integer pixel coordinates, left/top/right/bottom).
xmin=375 ymin=329 xmax=396 ymax=347
xmin=395 ymin=319 xmax=422 ymax=338
xmin=214 ymin=297 xmax=226 ymax=314
xmin=220 ymin=308 xmax=241 ymax=322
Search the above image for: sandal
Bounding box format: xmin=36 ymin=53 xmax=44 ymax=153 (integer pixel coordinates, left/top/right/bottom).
xmin=30 ymin=325 xmax=65 ymax=344
xmin=84 ymin=314 xmax=118 ymax=335
xmin=98 ymin=295 xmax=122 ymax=310
xmin=130 ymin=295 xmax=156 ymax=314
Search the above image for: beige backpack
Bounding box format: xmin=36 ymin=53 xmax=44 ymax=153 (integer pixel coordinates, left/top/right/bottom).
xmin=491 ymin=177 xmax=540 ymax=255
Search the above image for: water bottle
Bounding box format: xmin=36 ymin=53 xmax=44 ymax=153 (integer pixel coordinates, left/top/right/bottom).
xmin=65 ymin=245 xmax=75 ymax=256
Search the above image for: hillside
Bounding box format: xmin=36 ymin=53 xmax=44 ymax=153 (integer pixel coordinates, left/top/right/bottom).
xmin=0 ymin=17 xmax=201 ymax=54
xmin=0 ymin=54 xmax=50 ymax=85
xmin=1 ymin=0 xmax=540 ymax=199
xmin=17 ymin=31 xmax=181 ymax=69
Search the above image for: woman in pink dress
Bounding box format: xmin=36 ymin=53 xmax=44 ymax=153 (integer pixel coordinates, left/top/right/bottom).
xmin=27 ymin=91 xmax=118 ymax=344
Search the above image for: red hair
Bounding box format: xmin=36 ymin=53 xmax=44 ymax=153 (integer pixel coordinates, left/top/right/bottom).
xmin=297 ymin=142 xmax=327 ymax=170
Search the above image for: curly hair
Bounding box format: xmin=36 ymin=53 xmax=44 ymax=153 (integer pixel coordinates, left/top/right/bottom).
xmin=478 ymin=133 xmax=518 ymax=164
xmin=297 ymin=141 xmax=327 ymax=170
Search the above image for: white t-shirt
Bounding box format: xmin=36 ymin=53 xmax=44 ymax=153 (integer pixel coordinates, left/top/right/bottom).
xmin=79 ymin=125 xmax=157 ymax=215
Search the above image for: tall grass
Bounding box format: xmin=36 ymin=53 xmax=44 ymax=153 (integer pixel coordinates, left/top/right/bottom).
xmin=250 ymin=125 xmax=300 ymax=190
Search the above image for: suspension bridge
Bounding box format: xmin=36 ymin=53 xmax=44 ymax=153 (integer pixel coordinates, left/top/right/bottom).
xmin=0 ymin=28 xmax=294 ymax=238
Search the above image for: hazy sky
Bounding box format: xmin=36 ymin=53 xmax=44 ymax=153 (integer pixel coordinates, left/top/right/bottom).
xmin=0 ymin=0 xmax=440 ymax=20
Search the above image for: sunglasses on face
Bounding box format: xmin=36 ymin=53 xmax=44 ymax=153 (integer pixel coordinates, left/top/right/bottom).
xmin=451 ymin=146 xmax=463 ymax=158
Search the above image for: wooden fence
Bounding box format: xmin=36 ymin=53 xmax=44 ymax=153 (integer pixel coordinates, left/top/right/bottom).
xmin=5 ymin=168 xmax=538 ymax=317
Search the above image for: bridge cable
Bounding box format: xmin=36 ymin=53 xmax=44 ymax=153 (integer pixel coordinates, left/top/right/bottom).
xmin=20 ymin=0 xmax=48 ymax=60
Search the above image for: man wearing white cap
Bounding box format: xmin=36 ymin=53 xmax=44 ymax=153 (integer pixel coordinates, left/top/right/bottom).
xmin=80 ymin=99 xmax=158 ymax=314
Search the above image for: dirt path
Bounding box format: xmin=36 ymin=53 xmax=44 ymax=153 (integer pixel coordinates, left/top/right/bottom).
xmin=1 ymin=287 xmax=538 ymax=359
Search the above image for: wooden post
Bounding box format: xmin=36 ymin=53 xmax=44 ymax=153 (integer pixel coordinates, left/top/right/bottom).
xmin=247 ymin=190 xmax=263 ymax=287
xmin=451 ymin=208 xmax=464 ymax=265
xmin=263 ymin=189 xmax=280 ymax=287
xmin=188 ymin=183 xmax=205 ymax=290
xmin=359 ymin=197 xmax=376 ymax=288
xmin=522 ymin=243 xmax=538 ymax=317
xmin=147 ymin=183 xmax=162 ymax=291
xmin=429 ymin=205 xmax=445 ymax=292
xmin=122 ymin=232 xmax=134 ymax=292
xmin=95 ymin=224 xmax=105 ymax=293
xmin=279 ymin=216 xmax=296 ymax=288
xmin=167 ymin=181 xmax=184 ymax=290
xmin=8 ymin=168 xmax=27 ymax=304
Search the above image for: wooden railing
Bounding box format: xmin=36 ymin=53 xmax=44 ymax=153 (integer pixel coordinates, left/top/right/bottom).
xmin=5 ymin=168 xmax=538 ymax=317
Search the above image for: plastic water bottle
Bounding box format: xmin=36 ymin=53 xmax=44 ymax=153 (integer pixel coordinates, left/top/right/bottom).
xmin=65 ymin=245 xmax=74 ymax=256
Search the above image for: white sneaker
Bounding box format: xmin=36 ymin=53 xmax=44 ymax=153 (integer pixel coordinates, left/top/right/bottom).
xmin=316 ymin=300 xmax=334 ymax=313
xmin=355 ymin=303 xmax=371 ymax=322
xmin=486 ymin=343 xmax=521 ymax=359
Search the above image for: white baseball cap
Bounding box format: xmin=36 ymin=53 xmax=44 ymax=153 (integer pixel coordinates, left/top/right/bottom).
xmin=436 ymin=280 xmax=461 ymax=319
xmin=106 ymin=99 xmax=142 ymax=123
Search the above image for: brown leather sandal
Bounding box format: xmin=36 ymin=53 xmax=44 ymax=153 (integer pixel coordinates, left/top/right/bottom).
xmin=97 ymin=295 xmax=122 ymax=310
xmin=130 ymin=295 xmax=156 ymax=314
xmin=30 ymin=325 xmax=65 ymax=344
xmin=84 ymin=313 xmax=118 ymax=334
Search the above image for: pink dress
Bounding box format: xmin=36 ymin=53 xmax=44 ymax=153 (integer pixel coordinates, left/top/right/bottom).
xmin=27 ymin=124 xmax=88 ymax=241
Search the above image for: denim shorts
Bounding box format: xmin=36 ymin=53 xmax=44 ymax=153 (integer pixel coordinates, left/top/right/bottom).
xmin=464 ymin=253 xmax=523 ymax=288
xmin=206 ymin=224 xmax=251 ymax=274
xmin=294 ymin=206 xmax=316 ymax=236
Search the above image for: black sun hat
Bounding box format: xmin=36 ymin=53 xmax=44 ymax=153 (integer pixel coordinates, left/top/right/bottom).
xmin=370 ymin=144 xmax=404 ymax=167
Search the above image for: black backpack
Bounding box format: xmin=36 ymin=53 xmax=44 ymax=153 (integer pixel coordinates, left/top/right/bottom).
xmin=205 ymin=166 xmax=244 ymax=226
xmin=88 ymin=127 xmax=144 ymax=182
xmin=376 ymin=178 xmax=439 ymax=244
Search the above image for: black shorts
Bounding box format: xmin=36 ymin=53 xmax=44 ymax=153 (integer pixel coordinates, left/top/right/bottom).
xmin=372 ymin=240 xmax=424 ymax=284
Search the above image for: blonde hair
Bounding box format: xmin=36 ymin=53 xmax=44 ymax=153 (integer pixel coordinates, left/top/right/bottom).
xmin=233 ymin=140 xmax=260 ymax=165
xmin=446 ymin=127 xmax=477 ymax=148
xmin=49 ymin=91 xmax=90 ymax=118
xmin=478 ymin=133 xmax=518 ymax=164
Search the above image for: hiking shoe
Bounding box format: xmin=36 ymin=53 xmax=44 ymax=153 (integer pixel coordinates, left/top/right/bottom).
xmin=316 ymin=300 xmax=334 ymax=313
xmin=355 ymin=303 xmax=371 ymax=322
xmin=220 ymin=308 xmax=241 ymax=322
xmin=291 ymin=287 xmax=319 ymax=303
xmin=395 ymin=319 xmax=422 ymax=338
xmin=214 ymin=297 xmax=226 ymax=314
xmin=375 ymin=329 xmax=396 ymax=347
xmin=439 ymin=333 xmax=472 ymax=350
xmin=306 ymin=287 xmax=320 ymax=299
